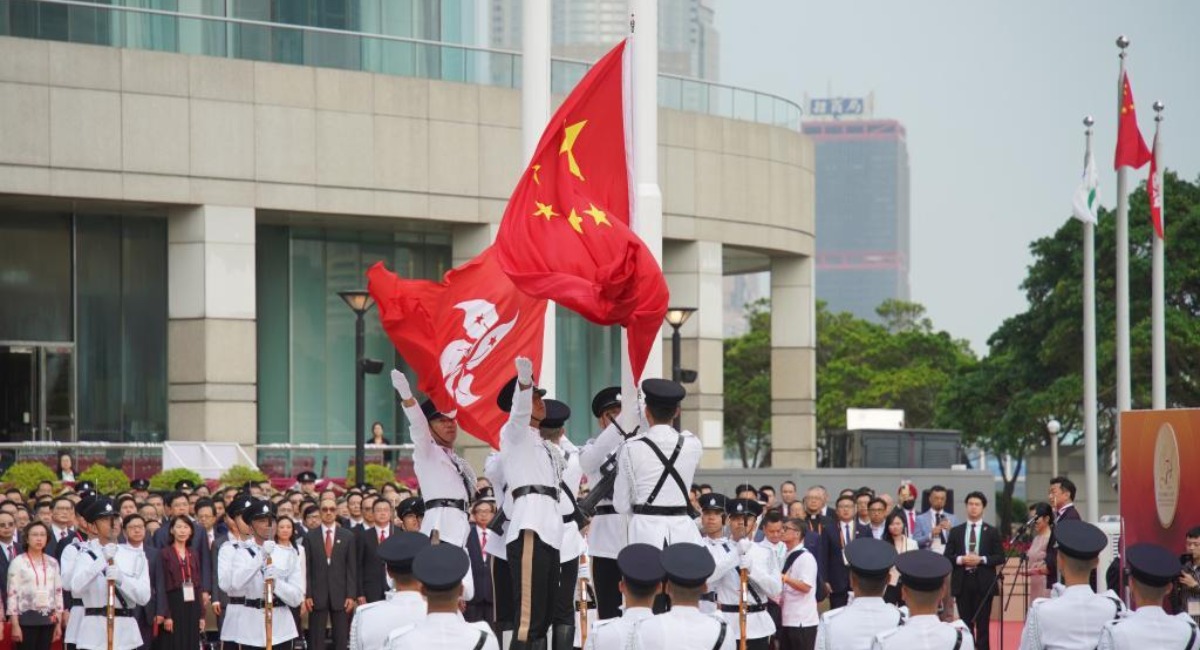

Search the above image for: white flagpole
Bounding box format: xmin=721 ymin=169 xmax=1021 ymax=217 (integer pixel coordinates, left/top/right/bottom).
xmin=1082 ymin=116 xmax=1099 ymax=523
xmin=1114 ymin=36 xmax=1132 ymax=460
xmin=620 ymin=0 xmax=664 ymax=428
xmin=1151 ymin=102 xmax=1166 ymax=410
xmin=523 ymin=0 xmax=556 ymax=394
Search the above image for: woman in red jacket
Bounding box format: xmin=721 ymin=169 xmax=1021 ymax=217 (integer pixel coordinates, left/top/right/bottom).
xmin=157 ymin=517 xmax=202 ymax=650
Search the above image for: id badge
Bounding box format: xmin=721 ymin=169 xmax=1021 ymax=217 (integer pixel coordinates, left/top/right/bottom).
xmin=33 ymin=587 xmax=50 ymax=610
xmin=1188 ymin=598 xmax=1200 ymax=617
xmin=182 ymin=581 xmax=196 ymax=603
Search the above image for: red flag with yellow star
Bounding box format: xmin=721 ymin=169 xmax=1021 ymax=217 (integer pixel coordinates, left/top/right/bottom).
xmin=1115 ymin=70 xmax=1152 ymax=170
xmin=495 ymin=39 xmax=668 ymax=381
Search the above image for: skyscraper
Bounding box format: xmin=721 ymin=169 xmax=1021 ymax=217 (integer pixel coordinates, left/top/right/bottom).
xmin=802 ymin=113 xmax=911 ymax=322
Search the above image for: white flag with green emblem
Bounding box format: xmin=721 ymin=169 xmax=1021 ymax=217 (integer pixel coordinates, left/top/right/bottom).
xmin=1072 ymin=149 xmax=1099 ymax=223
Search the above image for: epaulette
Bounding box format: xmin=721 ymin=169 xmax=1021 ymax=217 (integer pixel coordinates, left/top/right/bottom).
xmin=874 ymin=626 xmax=903 ymax=644
xmin=385 ymin=624 xmax=417 ymax=645
xmin=355 ymin=600 xmax=381 ymax=616
xmin=592 ymin=618 xmax=617 ymax=630
xmin=1028 ymin=597 xmax=1050 ymax=611
xmin=949 ymin=619 xmax=971 ymax=632
xmin=822 ymin=606 xmax=846 ymax=622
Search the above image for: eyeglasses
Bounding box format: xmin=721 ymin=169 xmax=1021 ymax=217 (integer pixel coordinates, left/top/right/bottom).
xmin=783 ymin=527 xmax=801 ymax=534
xmin=320 ymin=507 xmax=337 ymax=513
xmin=0 ymin=523 xmax=13 ymax=528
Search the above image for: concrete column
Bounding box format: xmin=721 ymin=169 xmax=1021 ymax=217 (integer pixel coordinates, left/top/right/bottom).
xmin=167 ymin=205 xmax=257 ymax=445
xmin=663 ymin=240 xmax=724 ymax=468
xmin=452 ymin=224 xmax=499 ymax=472
xmin=770 ymin=254 xmax=816 ymax=468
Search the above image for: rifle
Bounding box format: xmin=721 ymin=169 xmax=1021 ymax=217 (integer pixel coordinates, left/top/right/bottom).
xmin=263 ymin=541 xmax=275 ymax=650
xmin=106 ymin=554 xmax=116 ymax=650
xmin=577 ymin=555 xmax=592 ymax=647
xmin=738 ymin=567 xmax=748 ymax=650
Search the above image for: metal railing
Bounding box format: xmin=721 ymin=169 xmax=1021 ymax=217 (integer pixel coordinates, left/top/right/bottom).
xmin=3 ymin=0 xmax=802 ymax=131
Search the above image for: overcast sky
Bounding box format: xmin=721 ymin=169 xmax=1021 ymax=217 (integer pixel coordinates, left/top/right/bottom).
xmin=715 ymin=1 xmax=1200 ymax=353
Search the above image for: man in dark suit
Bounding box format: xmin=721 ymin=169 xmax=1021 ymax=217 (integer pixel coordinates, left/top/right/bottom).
xmin=944 ymin=491 xmax=1004 ymax=650
xmin=305 ymin=496 xmax=359 ymax=650
xmin=356 ymin=498 xmax=398 ymax=604
xmin=0 ymin=511 xmax=22 ymax=601
xmin=1045 ymin=475 xmax=1081 ymax=587
xmin=820 ymin=494 xmax=872 ymax=608
xmin=122 ymin=514 xmax=159 ymax=650
xmin=464 ymin=497 xmax=496 ymax=631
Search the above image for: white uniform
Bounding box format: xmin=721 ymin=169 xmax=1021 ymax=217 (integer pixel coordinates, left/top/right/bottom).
xmin=386 ymin=612 xmax=500 ymax=650
xmin=228 ymin=540 xmax=306 ymax=647
xmin=218 ymin=537 xmax=245 ymax=643
xmin=556 ymin=437 xmax=585 ymax=562
xmin=349 ymin=590 xmax=427 ymax=650
xmin=872 ymin=615 xmax=974 ymax=650
xmin=699 ymin=536 xmax=739 ymax=616
xmin=584 ymin=606 xmax=653 ymax=650
xmin=633 ymin=605 xmax=734 ymax=650
xmin=483 ymin=452 xmax=508 ymax=562
xmin=1097 ymin=605 xmax=1199 ymax=650
xmin=71 ymin=542 xmax=151 ymax=650
xmin=406 ymin=402 xmax=475 ymax=548
xmin=60 ymin=539 xmax=88 ymax=645
xmin=815 ymin=596 xmax=904 ymax=650
xmin=613 ymin=424 xmax=702 ymax=546
xmin=499 ymin=385 xmax=565 ymax=549
xmin=1018 ymin=584 xmax=1125 ymax=650
xmin=712 ymin=542 xmax=781 ymax=640
xmin=578 ymin=422 xmax=629 ymax=559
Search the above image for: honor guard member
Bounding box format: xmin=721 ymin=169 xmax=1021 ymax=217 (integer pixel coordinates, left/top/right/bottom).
xmin=584 ymin=544 xmax=663 ymax=650
xmin=386 ymin=544 xmax=500 ymax=650
xmin=72 ymin=497 xmax=152 ymax=650
xmin=633 ymin=543 xmax=734 ymax=650
xmin=62 ymin=492 xmax=97 ymax=650
xmin=229 ymin=499 xmax=305 ymax=650
xmin=1019 ymin=520 xmax=1125 ymax=650
xmin=697 ymin=494 xmax=739 ymax=617
xmin=397 ymin=497 xmax=425 ymax=533
xmin=613 ymin=379 xmax=702 ymax=547
xmin=349 ymin=532 xmax=431 ymax=650
xmin=391 ymin=370 xmax=477 ymax=547
xmin=815 ymin=539 xmax=903 ymax=650
xmin=871 ymin=551 xmax=974 ymax=650
xmin=577 ymin=386 xmax=630 ymax=620
xmin=498 ymin=357 xmax=566 ymax=650
xmin=714 ymin=498 xmax=781 ymax=650
xmin=219 ymin=494 xmax=254 ymax=649
xmin=540 ymin=399 xmax=586 ymax=650
xmin=482 ymin=451 xmax=514 ymax=644
xmin=1097 ymin=543 xmax=1199 ymax=650
xmin=131 ymin=479 xmax=150 ymax=501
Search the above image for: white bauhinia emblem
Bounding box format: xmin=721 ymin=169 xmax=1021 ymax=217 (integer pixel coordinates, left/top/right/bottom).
xmin=440 ymin=299 xmax=519 ymax=408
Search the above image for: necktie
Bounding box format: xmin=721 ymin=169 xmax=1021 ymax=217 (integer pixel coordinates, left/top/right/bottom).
xmin=481 ymin=529 xmax=487 ymax=549
xmin=842 ymin=524 xmax=849 ymax=546
xmin=969 ymin=523 xmax=977 ymax=554
xmin=908 ymin=510 xmax=916 ymax=534
xmin=60 ymin=530 xmax=66 ymax=541
xmin=378 ymin=529 xmax=385 ymax=543
xmin=4 ymin=545 xmax=10 ymax=560
xmin=324 ymin=529 xmax=333 ymax=559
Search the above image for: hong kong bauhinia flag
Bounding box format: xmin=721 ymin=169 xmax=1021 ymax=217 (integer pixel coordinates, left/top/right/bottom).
xmin=494 ymin=39 xmax=669 ymax=382
xmin=367 ymin=247 xmax=547 ymax=448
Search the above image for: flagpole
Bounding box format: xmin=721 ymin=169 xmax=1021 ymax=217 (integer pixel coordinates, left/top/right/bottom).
xmin=523 ymin=0 xmax=556 ymax=394
xmin=1082 ymin=115 xmax=1099 ymax=523
xmin=1151 ymin=101 xmax=1165 ymax=410
xmin=1113 ymin=35 xmax=1131 ymax=462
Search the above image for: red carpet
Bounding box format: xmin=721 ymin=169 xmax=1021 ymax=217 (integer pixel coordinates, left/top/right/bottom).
xmin=990 ymin=620 xmax=1025 ymax=650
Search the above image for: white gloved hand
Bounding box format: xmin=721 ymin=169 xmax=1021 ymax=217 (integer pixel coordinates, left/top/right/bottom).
xmin=262 ymin=541 xmax=276 ymax=556
xmin=739 ymin=553 xmax=752 ymax=571
xmin=262 ymin=564 xmax=279 ymax=582
xmin=515 ymin=357 xmax=534 ymax=385
xmin=737 ymin=539 xmax=753 ymax=556
xmin=390 ymin=369 xmax=413 ymax=400
xmin=105 ymin=565 xmax=123 ymax=584
xmin=102 ymin=544 xmax=119 ymax=560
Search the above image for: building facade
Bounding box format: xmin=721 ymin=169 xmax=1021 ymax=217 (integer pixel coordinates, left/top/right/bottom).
xmin=801 ymin=118 xmax=911 ymax=322
xmin=0 ymin=0 xmax=812 ymax=473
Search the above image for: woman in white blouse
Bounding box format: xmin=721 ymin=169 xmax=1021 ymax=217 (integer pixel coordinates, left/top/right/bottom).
xmin=7 ymin=521 xmax=63 ymax=650
xmin=883 ymin=512 xmax=918 ymax=605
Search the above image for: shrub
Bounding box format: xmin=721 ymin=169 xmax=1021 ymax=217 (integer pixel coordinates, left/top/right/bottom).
xmin=219 ymin=465 xmax=268 ymax=488
xmin=77 ymin=464 xmax=130 ymax=495
xmin=150 ymin=468 xmax=204 ymax=493
xmin=345 ymin=463 xmax=394 ymax=490
xmin=1 ymin=462 xmax=58 ymax=495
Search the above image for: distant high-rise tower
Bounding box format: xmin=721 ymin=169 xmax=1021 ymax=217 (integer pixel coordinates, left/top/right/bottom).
xmin=802 ymin=103 xmax=911 ymax=322
xmin=489 ymin=0 xmax=718 ymax=80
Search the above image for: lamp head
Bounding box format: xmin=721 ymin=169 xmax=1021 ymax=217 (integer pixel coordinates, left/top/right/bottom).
xmin=338 ymin=290 xmax=375 ymax=315
xmin=1046 ymin=419 xmax=1061 ymax=435
xmin=664 ymin=307 xmax=697 ymax=329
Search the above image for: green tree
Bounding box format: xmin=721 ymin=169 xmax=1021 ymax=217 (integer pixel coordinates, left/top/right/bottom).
xmin=724 ymin=299 xmax=772 ymax=467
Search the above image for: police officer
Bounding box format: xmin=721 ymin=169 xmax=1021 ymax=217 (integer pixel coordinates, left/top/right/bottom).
xmin=498 ymin=357 xmax=565 ymax=650
xmin=577 ymin=386 xmax=629 ymax=620
xmin=398 ymin=497 xmax=425 ymax=533
xmin=614 ymin=379 xmax=702 ymax=547
xmin=386 ymin=544 xmax=500 ymax=650
xmin=815 ymin=538 xmax=903 ymax=650
xmin=584 ymin=544 xmax=662 ymax=650
xmin=1018 ymin=520 xmax=1125 ymax=650
xmin=349 ymin=532 xmax=431 ymax=650
xmin=539 ymin=399 xmax=585 ymax=650
xmin=218 ymin=494 xmax=254 ymax=650
xmin=697 ymin=494 xmax=739 ymax=617
xmin=871 ymin=550 xmax=974 ymax=650
xmin=228 ymin=499 xmax=305 ymax=650
xmin=391 ymin=371 xmax=477 ymax=547
xmin=1097 ymin=543 xmax=1199 ymax=650
xmin=61 ymin=492 xmax=97 ymax=650
xmin=72 ymin=497 xmax=152 ymax=650
xmin=714 ymin=498 xmax=780 ymax=649
xmin=633 ymin=543 xmax=735 ymax=650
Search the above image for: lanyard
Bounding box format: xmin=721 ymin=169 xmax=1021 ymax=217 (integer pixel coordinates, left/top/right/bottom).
xmin=26 ymin=553 xmax=48 ymax=588
xmin=176 ymin=547 xmax=191 ymax=583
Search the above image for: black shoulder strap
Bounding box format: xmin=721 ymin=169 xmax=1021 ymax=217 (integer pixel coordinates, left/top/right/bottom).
xmin=472 ymin=629 xmax=488 ymax=650
xmin=1184 ymin=621 xmax=1197 ymax=650
xmin=712 ymin=620 xmax=727 ymax=650
xmin=952 ymin=627 xmax=963 ymax=650
xmin=639 ymin=435 xmax=686 ymax=506
xmin=781 ymin=548 xmax=806 ymax=574
xmin=1105 ymin=595 xmax=1123 ymax=620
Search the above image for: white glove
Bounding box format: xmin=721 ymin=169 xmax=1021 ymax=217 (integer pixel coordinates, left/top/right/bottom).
xmin=739 ymin=553 xmax=752 ymax=571
xmin=515 ymin=357 xmax=534 ymax=385
xmin=105 ymin=565 xmax=123 ymax=584
xmin=262 ymin=541 xmax=277 ymax=556
xmin=737 ymin=539 xmax=753 ymax=556
xmin=102 ymin=544 xmax=118 ymax=560
xmin=390 ymin=369 xmax=413 ymax=400
xmin=262 ymin=564 xmax=279 ymax=582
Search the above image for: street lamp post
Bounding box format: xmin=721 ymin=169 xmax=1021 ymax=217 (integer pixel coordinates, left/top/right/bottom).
xmin=664 ymin=307 xmax=696 ymax=429
xmin=338 ymin=290 xmax=378 ymax=487
xmin=1046 ymin=419 xmax=1061 ymax=479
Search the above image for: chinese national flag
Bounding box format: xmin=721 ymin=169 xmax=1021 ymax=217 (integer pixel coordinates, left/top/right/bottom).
xmin=366 ymin=247 xmax=547 ymax=449
xmin=1114 ymin=70 xmax=1152 ymax=170
xmin=494 ymin=39 xmax=668 ymax=382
